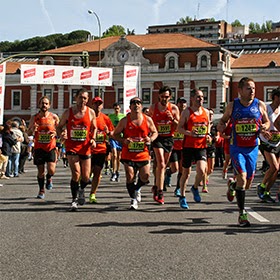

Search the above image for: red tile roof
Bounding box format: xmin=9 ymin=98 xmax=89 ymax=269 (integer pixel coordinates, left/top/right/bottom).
xmin=6 ymin=61 xmax=38 ymax=74
xmin=43 ymin=33 xmax=217 ymax=53
xmin=232 ymin=52 xmax=280 ymax=68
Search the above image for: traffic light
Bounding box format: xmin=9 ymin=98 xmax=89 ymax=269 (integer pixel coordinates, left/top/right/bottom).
xmin=220 ymin=102 xmax=227 ymax=113
xmin=82 ymin=51 xmax=89 ymax=68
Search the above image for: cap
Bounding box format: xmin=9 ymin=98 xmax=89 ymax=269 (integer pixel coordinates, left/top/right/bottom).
xmin=176 ymin=97 xmax=187 ymax=104
xmin=92 ymin=96 xmax=103 ymax=104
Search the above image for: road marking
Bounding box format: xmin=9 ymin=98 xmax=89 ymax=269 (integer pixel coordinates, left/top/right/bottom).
xmin=245 ymin=207 xmax=270 ymax=222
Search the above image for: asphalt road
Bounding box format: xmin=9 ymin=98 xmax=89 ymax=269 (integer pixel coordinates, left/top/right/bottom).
xmin=0 ymin=156 xmax=279 ymax=280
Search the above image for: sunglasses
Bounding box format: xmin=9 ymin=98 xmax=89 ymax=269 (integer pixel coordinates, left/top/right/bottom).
xmin=130 ymin=100 xmax=142 ymax=105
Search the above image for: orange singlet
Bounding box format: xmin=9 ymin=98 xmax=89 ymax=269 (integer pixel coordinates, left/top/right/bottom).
xmin=92 ymin=112 xmax=114 ymax=154
xmin=183 ymin=107 xmax=209 ymax=149
xmin=152 ymin=102 xmax=175 ymax=137
xmin=121 ymin=113 xmax=150 ymax=161
xmin=34 ymin=112 xmax=57 ymax=151
xmin=66 ymin=107 xmax=92 ymax=156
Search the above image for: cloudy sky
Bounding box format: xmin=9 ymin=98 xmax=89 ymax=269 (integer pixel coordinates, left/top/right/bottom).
xmin=1 ymin=0 xmax=279 ymax=41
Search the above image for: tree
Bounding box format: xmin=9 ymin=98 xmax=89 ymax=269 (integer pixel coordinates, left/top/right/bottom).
xmin=231 ymin=19 xmax=242 ymax=27
xmin=102 ymin=25 xmax=126 ymax=38
xmin=176 ymin=16 xmax=193 ymax=24
xmin=126 ymin=28 xmax=135 ymax=35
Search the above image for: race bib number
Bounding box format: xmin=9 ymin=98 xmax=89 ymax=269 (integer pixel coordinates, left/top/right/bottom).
xmin=70 ymin=129 xmax=87 ymax=141
xmin=192 ymin=125 xmax=207 ymax=137
xmin=96 ymin=132 xmax=105 ymax=144
xmin=174 ymin=131 xmax=184 ymax=140
xmin=236 ymin=123 xmax=257 ymax=134
xmin=38 ymin=133 xmax=51 ymax=143
xmin=269 ymin=131 xmax=280 ymax=144
xmin=128 ymin=141 xmax=145 ymax=152
xmin=157 ymin=124 xmax=171 ymax=135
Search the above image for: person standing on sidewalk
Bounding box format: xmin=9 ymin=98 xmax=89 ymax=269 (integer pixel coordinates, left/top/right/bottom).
xmin=88 ymin=96 xmax=114 ymax=204
xmin=57 ymin=88 xmax=97 ymax=211
xmin=177 ymin=89 xmax=212 ymax=209
xmin=149 ymin=85 xmax=180 ymax=204
xmin=113 ymin=97 xmax=158 ymax=209
xmin=218 ymin=77 xmax=270 ymax=227
xmin=108 ymin=102 xmax=125 ymax=182
xmin=27 ymin=96 xmax=59 ymax=199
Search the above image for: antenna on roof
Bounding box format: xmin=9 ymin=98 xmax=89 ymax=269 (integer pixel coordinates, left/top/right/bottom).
xmin=197 ymin=2 xmax=200 ymax=20
xmin=226 ymin=0 xmax=229 ymax=22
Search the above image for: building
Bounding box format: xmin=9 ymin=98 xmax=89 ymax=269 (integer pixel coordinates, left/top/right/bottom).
xmin=2 ymin=32 xmax=280 ymax=123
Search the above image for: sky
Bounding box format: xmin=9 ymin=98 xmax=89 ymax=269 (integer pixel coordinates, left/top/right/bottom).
xmin=1 ymin=0 xmax=280 ymax=42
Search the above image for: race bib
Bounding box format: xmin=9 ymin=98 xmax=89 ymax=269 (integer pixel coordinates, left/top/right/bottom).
xmin=269 ymin=131 xmax=280 ymax=144
xmin=236 ymin=123 xmax=257 ymax=134
xmin=38 ymin=133 xmax=51 ymax=143
xmin=192 ymin=125 xmax=207 ymax=137
xmin=128 ymin=141 xmax=145 ymax=152
xmin=174 ymin=131 xmax=184 ymax=140
xmin=157 ymin=124 xmax=171 ymax=135
xmin=70 ymin=128 xmax=87 ymax=141
xmin=96 ymin=132 xmax=105 ymax=144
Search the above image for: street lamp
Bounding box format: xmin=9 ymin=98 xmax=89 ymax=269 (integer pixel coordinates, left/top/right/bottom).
xmin=88 ymin=10 xmax=101 ymax=66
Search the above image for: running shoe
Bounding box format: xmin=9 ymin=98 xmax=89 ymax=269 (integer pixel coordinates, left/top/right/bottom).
xmin=156 ymin=191 xmax=164 ymax=204
xmin=151 ymin=185 xmax=158 ymax=201
xmin=202 ymin=186 xmax=209 ymax=193
xmin=179 ymin=196 xmax=189 ymax=209
xmin=262 ymin=193 xmax=276 ymax=203
xmin=130 ymin=199 xmax=138 ymax=210
xmin=238 ymin=212 xmax=251 ymax=227
xmin=257 ymin=184 xmax=265 ymax=199
xmin=45 ymin=179 xmax=53 ymax=190
xmin=89 ymin=193 xmax=97 ymax=204
xmin=116 ymin=171 xmax=120 ymax=182
xmin=222 ymin=171 xmax=228 ymax=180
xmin=37 ymin=192 xmax=45 ymax=199
xmin=70 ymin=199 xmax=78 ymax=211
xmin=135 ymin=190 xmax=141 ymax=203
xmin=191 ymin=186 xmax=201 ymax=202
xmin=174 ymin=188 xmax=181 ymax=197
xmin=227 ymin=178 xmax=236 ymax=202
xmin=110 ymin=173 xmax=117 ymax=182
xmin=78 ymin=188 xmax=85 ymax=205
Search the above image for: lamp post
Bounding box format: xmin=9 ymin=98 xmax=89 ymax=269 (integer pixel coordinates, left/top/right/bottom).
xmin=88 ymin=10 xmax=101 ymax=66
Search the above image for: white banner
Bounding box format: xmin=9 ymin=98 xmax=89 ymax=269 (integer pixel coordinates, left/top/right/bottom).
xmin=0 ymin=63 xmax=6 ymax=124
xmin=123 ymin=65 xmax=140 ymax=114
xmin=21 ymin=64 xmax=113 ymax=86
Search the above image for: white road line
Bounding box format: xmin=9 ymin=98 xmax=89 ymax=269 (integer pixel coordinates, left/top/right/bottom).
xmin=245 ymin=207 xmax=270 ymax=222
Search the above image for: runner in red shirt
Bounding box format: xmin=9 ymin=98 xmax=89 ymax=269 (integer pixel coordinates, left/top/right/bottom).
xmin=88 ymin=97 xmax=114 ymax=204
xmin=113 ymin=97 xmax=158 ymax=210
xmin=57 ymin=88 xmax=97 ymax=211
xmin=27 ymin=96 xmax=59 ymax=199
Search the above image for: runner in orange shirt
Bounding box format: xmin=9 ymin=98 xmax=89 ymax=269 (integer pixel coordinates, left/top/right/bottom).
xmin=113 ymin=97 xmax=158 ymax=210
xmin=57 ymin=88 xmax=97 ymax=211
xmin=27 ymin=96 xmax=59 ymax=199
xmin=88 ymin=96 xmax=114 ymax=204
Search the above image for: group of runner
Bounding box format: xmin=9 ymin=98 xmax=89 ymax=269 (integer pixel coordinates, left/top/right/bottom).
xmin=26 ymin=79 xmax=279 ymax=226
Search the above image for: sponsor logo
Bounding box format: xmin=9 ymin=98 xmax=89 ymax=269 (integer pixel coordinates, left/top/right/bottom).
xmin=43 ymin=69 xmax=55 ymax=79
xmin=98 ymin=71 xmax=110 ymax=81
xmin=80 ymin=70 xmax=92 ymax=80
xmin=0 ymin=65 xmax=3 ymax=73
xmin=126 ymin=69 xmax=136 ymax=78
xmin=62 ymin=70 xmax=74 ymax=79
xmin=0 ymin=86 xmax=2 ymax=94
xmin=24 ymin=68 xmax=36 ymax=78
xmin=126 ymin=88 xmax=136 ymax=97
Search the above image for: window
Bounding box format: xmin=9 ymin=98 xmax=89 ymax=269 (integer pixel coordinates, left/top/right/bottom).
xmin=168 ymin=57 xmax=175 ymax=69
xmin=118 ymin=88 xmax=124 ymax=104
xmin=42 ymin=56 xmax=54 ymax=65
xmin=201 ymin=55 xmax=207 ymax=68
xmin=43 ymin=89 xmax=53 ymax=104
xmin=199 ymin=87 xmax=209 ymax=105
xmin=71 ymin=89 xmax=79 ymax=104
xmin=170 ymin=87 xmax=176 ymax=103
xmin=265 ymin=87 xmax=276 ymax=102
xmin=142 ymin=88 xmax=151 ymax=104
xmin=12 ymin=90 xmax=21 ymax=109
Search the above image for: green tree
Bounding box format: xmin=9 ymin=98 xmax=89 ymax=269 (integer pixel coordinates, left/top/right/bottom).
xmin=231 ymin=19 xmax=242 ymax=27
xmin=176 ymin=16 xmax=193 ymax=24
xmin=102 ymin=25 xmax=126 ymax=38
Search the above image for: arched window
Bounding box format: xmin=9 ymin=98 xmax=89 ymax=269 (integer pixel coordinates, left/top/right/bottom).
xmin=42 ymin=56 xmax=54 ymax=65
xmin=201 ymin=55 xmax=207 ymax=68
xmin=165 ymin=52 xmax=178 ymax=71
xmin=169 ymin=57 xmax=175 ymax=69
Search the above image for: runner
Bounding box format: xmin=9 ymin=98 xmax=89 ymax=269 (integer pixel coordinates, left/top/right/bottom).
xmin=27 ymin=96 xmax=59 ymax=199
xmin=57 ymin=88 xmax=97 ymax=211
xmin=177 ymin=89 xmax=211 ymax=209
xmin=217 ymin=77 xmax=270 ymax=226
xmin=113 ymin=97 xmax=158 ymax=209
xmin=89 ymin=96 xmax=114 ymax=204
